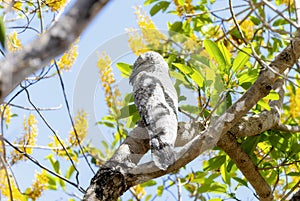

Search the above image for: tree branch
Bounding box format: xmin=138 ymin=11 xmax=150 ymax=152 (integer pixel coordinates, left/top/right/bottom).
xmin=84 ymin=33 xmax=300 ymax=200
xmin=0 ymin=0 xmax=111 ymax=102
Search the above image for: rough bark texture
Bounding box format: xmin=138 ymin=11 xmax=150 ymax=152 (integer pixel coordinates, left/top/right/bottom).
xmin=0 ymin=0 xmax=111 ymax=101
xmin=84 ymin=34 xmax=300 ymax=201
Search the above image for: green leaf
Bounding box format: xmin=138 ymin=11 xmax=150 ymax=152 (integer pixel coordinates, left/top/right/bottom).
xmin=102 ymin=141 xmax=109 ymax=150
xmin=169 ymin=21 xmax=182 ymax=32
xmin=242 ymin=136 xmax=261 ymax=155
xmin=116 ymin=62 xmax=132 ymax=78
xmin=173 ymin=63 xmax=204 ymax=87
xmin=46 ymin=174 xmax=57 ymax=190
xmin=119 ymin=104 xmax=138 ymax=119
xmin=141 ymin=180 xmax=157 ymax=187
xmin=47 ymin=154 xmax=61 ymax=174
xmin=145 ymin=195 xmax=152 ymax=201
xmin=59 ymin=178 xmax=66 ymax=191
xmin=257 ymin=99 xmax=271 ymax=111
xmin=150 ymin=1 xmax=170 ymax=16
xmin=204 ymin=155 xmax=226 ymax=171
xmin=0 ymin=15 xmax=6 ymax=51
xmin=203 ymin=39 xmax=226 ymax=70
xmin=250 ymin=16 xmax=261 ymax=25
xmin=53 ymin=160 xmax=60 ymax=174
xmin=221 ymin=161 xmax=231 ymax=185
xmin=273 ymin=18 xmax=289 ymax=26
xmin=265 ymin=91 xmax=279 ymax=100
xmin=96 ymin=121 xmax=115 ymax=128
xmin=126 ymin=112 xmax=140 ymax=128
xmin=218 ymin=41 xmax=231 ymax=68
xmin=65 ymin=165 xmax=75 ymax=179
xmin=179 ymin=105 xmax=200 ymax=115
xmin=156 ymin=185 xmax=164 ymax=196
xmin=170 ymin=70 xmax=191 ymax=86
xmin=287 ymin=172 xmax=300 ymax=176
xmin=238 ymin=68 xmax=259 ymax=87
xmin=209 ymin=198 xmax=223 ymax=201
xmin=232 ymin=47 xmax=251 ymax=73
xmin=173 ymin=62 xmax=193 ymax=74
xmin=233 ymin=177 xmax=248 ymax=187
xmin=178 ymin=0 xmax=185 ymax=6
xmin=226 ymin=160 xmax=234 ymax=172
xmin=144 ymin=0 xmax=159 ymax=6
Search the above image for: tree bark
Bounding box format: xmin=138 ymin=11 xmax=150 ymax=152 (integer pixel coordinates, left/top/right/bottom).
xmin=83 ymin=34 xmax=300 ymax=201
xmin=0 ymin=0 xmax=111 ymax=102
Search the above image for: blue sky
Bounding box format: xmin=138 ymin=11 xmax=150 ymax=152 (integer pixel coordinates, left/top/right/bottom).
xmin=3 ymin=0 xmax=258 ymax=200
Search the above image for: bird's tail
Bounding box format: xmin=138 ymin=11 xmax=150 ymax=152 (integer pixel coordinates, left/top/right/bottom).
xmin=151 ymin=140 xmax=175 ymax=170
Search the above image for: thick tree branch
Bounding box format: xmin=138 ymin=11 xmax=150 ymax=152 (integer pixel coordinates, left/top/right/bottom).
xmin=84 ymin=34 xmax=300 ymax=200
xmin=0 ymin=0 xmax=111 ymax=102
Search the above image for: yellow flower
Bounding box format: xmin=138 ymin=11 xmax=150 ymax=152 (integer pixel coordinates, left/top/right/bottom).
xmin=0 ymin=104 xmax=12 ymax=125
xmin=173 ymin=0 xmax=194 ymax=17
xmin=132 ymin=184 xmax=146 ymax=199
xmin=8 ymin=31 xmax=22 ymax=52
xmin=126 ymin=28 xmax=149 ymax=55
xmin=45 ymin=0 xmax=67 ymax=11
xmin=279 ymin=0 xmax=294 ymax=6
xmin=134 ymin=7 xmax=167 ymax=50
xmin=97 ymin=52 xmax=120 ymax=109
xmin=2 ymin=0 xmax=22 ymax=10
xmin=0 ymin=169 xmax=26 ymax=201
xmin=56 ymin=39 xmax=79 ymax=71
xmin=27 ymin=170 xmax=48 ymax=200
xmin=240 ymin=19 xmax=255 ymax=42
xmin=10 ymin=114 xmax=38 ymax=164
xmin=69 ymin=110 xmax=88 ymax=146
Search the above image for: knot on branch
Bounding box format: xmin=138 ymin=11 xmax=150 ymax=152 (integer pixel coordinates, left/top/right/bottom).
xmin=89 ymin=166 xmax=127 ymax=201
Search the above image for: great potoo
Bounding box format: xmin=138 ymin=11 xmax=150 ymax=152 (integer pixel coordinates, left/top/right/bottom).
xmin=129 ymin=51 xmax=178 ymax=170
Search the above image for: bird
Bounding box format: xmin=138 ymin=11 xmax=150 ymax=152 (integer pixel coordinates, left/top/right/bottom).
xmin=129 ymin=51 xmax=178 ymax=170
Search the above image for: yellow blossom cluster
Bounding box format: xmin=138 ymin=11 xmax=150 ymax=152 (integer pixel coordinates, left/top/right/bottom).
xmin=239 ymin=19 xmax=255 ymax=42
xmin=48 ymin=135 xmax=78 ymax=162
xmin=10 ymin=114 xmax=38 ymax=164
xmin=97 ymin=52 xmax=122 ymax=109
xmin=279 ymin=0 xmax=294 ymax=6
xmin=132 ymin=184 xmax=146 ymax=199
xmin=45 ymin=0 xmax=67 ymax=11
xmin=173 ymin=0 xmax=194 ymax=17
xmin=56 ymin=40 xmax=79 ymax=71
xmin=0 ymin=169 xmax=26 ymax=201
xmin=27 ymin=170 xmax=48 ymax=200
xmin=126 ymin=28 xmax=149 ymax=55
xmin=0 ymin=104 xmax=12 ymax=125
xmin=129 ymin=7 xmax=167 ymax=54
xmin=8 ymin=31 xmax=22 ymax=52
xmin=2 ymin=0 xmax=22 ymax=10
xmin=68 ymin=110 xmax=88 ymax=146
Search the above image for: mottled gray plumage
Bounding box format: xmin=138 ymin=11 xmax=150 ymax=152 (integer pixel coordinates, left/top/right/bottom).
xmin=130 ymin=51 xmax=178 ymax=170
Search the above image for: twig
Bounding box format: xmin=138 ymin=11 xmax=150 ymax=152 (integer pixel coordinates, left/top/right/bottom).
xmin=281 ymin=180 xmax=300 ymax=201
xmin=54 ymin=62 xmax=95 ymax=174
xmin=36 ymin=0 xmax=43 ymax=33
xmin=5 ymin=102 xmax=62 ymax=111
xmin=261 ymin=0 xmax=299 ymax=29
xmin=275 ymin=124 xmax=300 ymax=132
xmin=184 ymin=4 xmax=249 ymax=17
xmin=1 ymin=134 xmax=86 ymax=193
xmin=6 ymin=143 xmax=64 ymax=150
xmin=229 ymin=0 xmax=248 ymax=45
xmin=21 ymin=85 xmax=83 ymax=188
xmin=0 ymin=155 xmax=13 ymax=201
